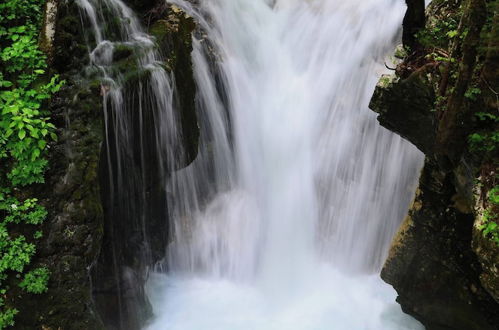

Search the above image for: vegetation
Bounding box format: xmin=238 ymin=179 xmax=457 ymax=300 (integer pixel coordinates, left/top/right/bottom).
xmin=412 ymin=0 xmax=498 ymax=245
xmin=0 ymin=0 xmax=63 ymax=327
xmin=469 ymin=111 xmax=499 ymax=154
xmin=479 ymin=186 xmax=499 ymax=245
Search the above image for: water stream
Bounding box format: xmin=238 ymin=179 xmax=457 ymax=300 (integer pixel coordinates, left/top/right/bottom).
xmin=77 ymin=0 xmax=426 ymax=328
xmin=146 ymin=0 xmax=425 ymax=329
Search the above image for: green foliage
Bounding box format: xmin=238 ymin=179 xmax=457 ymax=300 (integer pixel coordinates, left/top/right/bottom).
xmin=479 ymin=186 xmax=499 ymax=245
xmin=394 ymin=45 xmax=408 ymax=59
xmin=416 ymin=15 xmax=460 ymax=50
xmin=488 ymin=186 xmax=499 ymax=205
xmin=479 ymin=0 xmax=499 ymax=55
xmin=0 ymin=0 xmax=62 ymax=327
xmin=0 ymin=41 xmax=63 ymax=186
xmin=0 ymin=191 xmax=49 ymax=327
xmin=475 ymin=112 xmax=499 ymax=122
xmin=481 ymin=215 xmax=499 ymax=244
xmin=468 ymin=111 xmax=499 ymax=154
xmin=0 ymin=306 xmax=16 ymax=329
xmin=464 ymin=87 xmax=481 ymax=100
xmin=19 ymin=267 xmax=49 ymax=294
xmin=468 ymin=132 xmax=499 ymax=153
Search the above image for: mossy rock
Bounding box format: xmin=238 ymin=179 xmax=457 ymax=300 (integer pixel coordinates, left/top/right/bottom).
xmin=369 ymin=71 xmax=436 ymax=154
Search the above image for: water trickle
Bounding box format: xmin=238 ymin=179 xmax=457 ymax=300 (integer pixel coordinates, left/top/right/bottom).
xmin=76 ymin=0 xmax=189 ymax=327
xmin=146 ymin=0 xmax=424 ymax=329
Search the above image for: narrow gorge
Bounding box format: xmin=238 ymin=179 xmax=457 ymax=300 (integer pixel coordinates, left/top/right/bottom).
xmin=0 ymin=0 xmax=497 ymax=330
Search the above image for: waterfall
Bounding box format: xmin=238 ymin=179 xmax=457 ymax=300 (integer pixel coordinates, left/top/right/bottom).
xmin=145 ymin=0 xmax=425 ymax=329
xmin=78 ymin=0 xmax=426 ymax=328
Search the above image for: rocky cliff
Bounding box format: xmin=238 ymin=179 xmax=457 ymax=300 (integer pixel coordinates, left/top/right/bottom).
xmin=370 ymin=0 xmax=499 ymax=329
xmin=12 ymin=0 xmax=200 ymax=329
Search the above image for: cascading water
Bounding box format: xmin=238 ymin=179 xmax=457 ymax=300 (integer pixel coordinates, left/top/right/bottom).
xmin=78 ymin=0 xmax=425 ymax=328
xmin=145 ymin=0 xmax=425 ymax=329
xmin=76 ymin=0 xmax=192 ymax=327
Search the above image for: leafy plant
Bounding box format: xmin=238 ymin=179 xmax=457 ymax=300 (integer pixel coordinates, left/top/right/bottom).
xmin=0 ymin=0 xmax=63 ymax=327
xmin=488 ymin=186 xmax=499 ymax=205
xmin=19 ymin=267 xmax=50 ymax=294
xmin=416 ymin=15 xmax=460 ymax=49
xmin=479 ymin=186 xmax=499 ymax=245
xmin=464 ymin=87 xmax=481 ymax=101
xmin=468 ymin=110 xmax=499 ymax=155
xmin=468 ymin=132 xmax=499 ymax=153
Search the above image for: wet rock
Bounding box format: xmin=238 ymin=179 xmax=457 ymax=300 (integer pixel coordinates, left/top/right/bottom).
xmin=369 ymin=71 xmax=436 ymax=154
xmin=150 ymin=6 xmax=199 ymax=164
xmin=381 ymin=158 xmax=499 ymax=330
xmin=89 ymin=3 xmax=200 ymax=330
xmin=12 ymin=2 xmax=106 ymax=328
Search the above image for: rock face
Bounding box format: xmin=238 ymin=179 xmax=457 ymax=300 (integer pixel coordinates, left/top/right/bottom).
xmin=379 ymin=157 xmax=498 ymax=330
xmin=372 ymin=76 xmax=499 ymax=329
xmin=370 ymin=1 xmax=499 ymax=328
xmin=372 ymin=73 xmax=499 ymax=329
xmin=371 ymin=72 xmax=436 ymax=154
xmin=92 ymin=1 xmax=199 ymax=329
xmin=90 ymin=4 xmax=199 ymax=329
xmin=12 ymin=1 xmax=106 ymax=329
xmin=474 ymin=200 xmax=499 ymax=305
xmin=19 ymin=0 xmax=200 ymax=329
xmin=403 ymin=0 xmax=426 ymax=50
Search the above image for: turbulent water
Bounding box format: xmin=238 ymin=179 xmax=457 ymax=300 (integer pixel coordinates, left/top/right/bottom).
xmin=146 ymin=0 xmax=425 ymax=329
xmin=78 ymin=0 xmax=425 ymax=328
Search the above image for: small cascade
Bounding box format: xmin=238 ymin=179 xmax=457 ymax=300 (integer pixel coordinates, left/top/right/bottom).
xmin=76 ymin=0 xmax=192 ymax=327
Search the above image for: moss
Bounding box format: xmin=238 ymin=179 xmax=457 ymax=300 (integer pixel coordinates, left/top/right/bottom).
xmin=112 ymin=43 xmax=135 ymax=62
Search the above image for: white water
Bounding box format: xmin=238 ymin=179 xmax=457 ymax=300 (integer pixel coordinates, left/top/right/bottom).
xmin=145 ymin=0 xmax=425 ymax=329
xmin=76 ymin=0 xmax=425 ymax=328
xmin=77 ymin=0 xmax=182 ymax=186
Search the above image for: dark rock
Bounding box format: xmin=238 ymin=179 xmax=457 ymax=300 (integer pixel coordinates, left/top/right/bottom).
xmin=12 ymin=1 xmax=106 ymax=328
xmin=90 ymin=4 xmax=199 ymax=330
xmin=381 ymin=157 xmax=499 ymax=330
xmin=403 ymin=0 xmax=426 ymax=50
xmin=371 ymin=2 xmax=499 ymax=328
xmin=369 ymin=72 xmax=436 ymax=154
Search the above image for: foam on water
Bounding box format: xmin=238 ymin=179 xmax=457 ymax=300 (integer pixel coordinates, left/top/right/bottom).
xmin=146 ymin=268 xmax=423 ymax=330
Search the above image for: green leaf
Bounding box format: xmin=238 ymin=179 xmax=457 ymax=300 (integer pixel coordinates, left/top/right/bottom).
xmin=18 ymin=130 xmax=26 ymax=140
xmin=37 ymin=140 xmax=46 ymax=150
xmin=31 ymin=148 xmax=40 ymax=160
xmin=1 ymin=80 xmax=13 ymax=87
